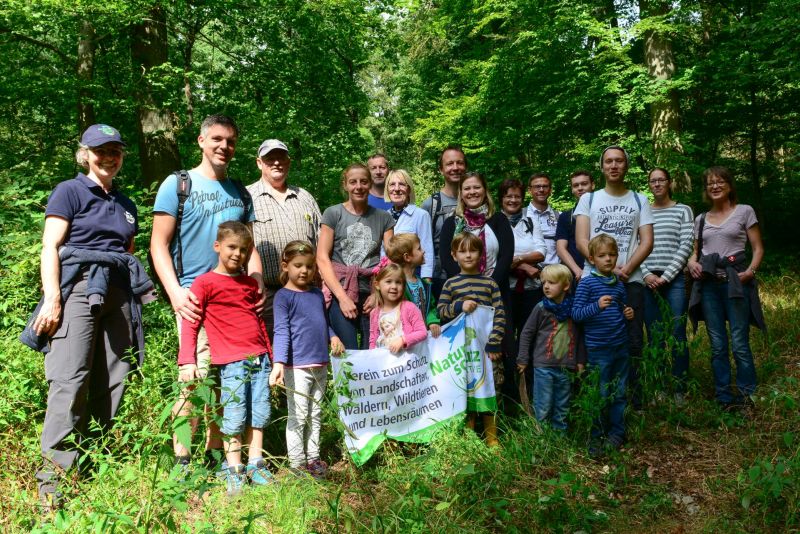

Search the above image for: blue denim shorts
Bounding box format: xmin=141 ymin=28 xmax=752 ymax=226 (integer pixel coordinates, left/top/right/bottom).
xmin=219 ymin=355 xmax=271 ymax=436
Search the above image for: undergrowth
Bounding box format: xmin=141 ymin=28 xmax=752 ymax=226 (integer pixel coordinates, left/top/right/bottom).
xmin=0 ymin=190 xmax=798 ymax=531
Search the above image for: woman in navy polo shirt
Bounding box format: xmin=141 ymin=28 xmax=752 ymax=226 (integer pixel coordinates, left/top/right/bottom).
xmin=32 ymin=124 xmax=139 ymax=509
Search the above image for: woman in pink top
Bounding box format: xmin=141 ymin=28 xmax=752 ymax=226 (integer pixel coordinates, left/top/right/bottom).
xmin=687 ymin=166 xmax=765 ymax=410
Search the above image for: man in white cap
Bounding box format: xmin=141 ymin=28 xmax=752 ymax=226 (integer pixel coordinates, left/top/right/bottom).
xmin=248 ymin=139 xmax=322 ymax=333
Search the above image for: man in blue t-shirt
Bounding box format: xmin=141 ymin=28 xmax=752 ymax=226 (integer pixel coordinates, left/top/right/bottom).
xmin=367 ymin=153 xmax=392 ymax=210
xmin=555 ymin=170 xmax=595 ymax=284
xmin=150 ymin=114 xmax=263 ymax=466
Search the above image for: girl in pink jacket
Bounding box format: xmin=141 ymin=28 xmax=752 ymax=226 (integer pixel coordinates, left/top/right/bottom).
xmin=369 ymin=260 xmax=428 ymax=352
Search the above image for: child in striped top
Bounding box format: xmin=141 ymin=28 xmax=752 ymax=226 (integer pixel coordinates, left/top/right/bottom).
xmin=437 ymin=232 xmax=505 ymax=447
xmin=572 ymin=234 xmax=634 ymax=456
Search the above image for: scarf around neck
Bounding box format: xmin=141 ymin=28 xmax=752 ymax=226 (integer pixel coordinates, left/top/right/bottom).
xmin=506 ymin=211 xmax=523 ymax=227
xmin=542 ymin=295 xmax=573 ymax=322
xmin=590 ymin=268 xmax=618 ymax=285
xmin=455 ymin=204 xmax=489 ymax=274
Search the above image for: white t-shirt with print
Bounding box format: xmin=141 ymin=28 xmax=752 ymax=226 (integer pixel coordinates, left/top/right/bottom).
xmin=574 ymin=189 xmax=654 ymax=283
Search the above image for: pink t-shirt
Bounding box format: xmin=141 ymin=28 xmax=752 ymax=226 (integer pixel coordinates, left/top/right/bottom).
xmin=694 ymin=204 xmax=758 ymax=260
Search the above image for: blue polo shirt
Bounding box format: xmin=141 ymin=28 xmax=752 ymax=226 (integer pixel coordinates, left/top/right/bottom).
xmin=45 ymin=173 xmax=138 ymax=253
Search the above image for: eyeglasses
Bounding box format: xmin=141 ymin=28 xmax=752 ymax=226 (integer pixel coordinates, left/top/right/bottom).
xmin=530 ymin=185 xmax=550 ymax=191
xmin=503 ymin=194 xmax=522 ymax=200
xmin=648 ymin=178 xmax=668 ymax=185
xmin=706 ymin=181 xmax=728 ymax=189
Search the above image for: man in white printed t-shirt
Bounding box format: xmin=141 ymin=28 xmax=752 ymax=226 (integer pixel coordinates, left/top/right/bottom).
xmin=575 ymin=146 xmax=654 ymax=410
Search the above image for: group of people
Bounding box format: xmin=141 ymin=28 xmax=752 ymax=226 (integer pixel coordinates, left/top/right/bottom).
xmin=28 ymin=115 xmax=765 ymax=508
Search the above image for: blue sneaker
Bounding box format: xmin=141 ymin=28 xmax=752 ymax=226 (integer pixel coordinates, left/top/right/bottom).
xmin=225 ymin=464 xmax=246 ymax=496
xmin=246 ymin=460 xmax=274 ymax=486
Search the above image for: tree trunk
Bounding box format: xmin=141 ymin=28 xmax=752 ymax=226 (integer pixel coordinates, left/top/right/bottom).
xmin=641 ymin=0 xmax=688 ymax=190
xmin=131 ymin=5 xmax=181 ymax=187
xmin=77 ymin=20 xmax=96 ymax=132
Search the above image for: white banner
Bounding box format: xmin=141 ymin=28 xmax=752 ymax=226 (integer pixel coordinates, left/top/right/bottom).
xmin=331 ymin=306 xmax=496 ymax=465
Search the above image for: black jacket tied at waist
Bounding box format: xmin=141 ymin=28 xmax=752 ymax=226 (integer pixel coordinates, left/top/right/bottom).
xmin=688 ymin=251 xmax=766 ymax=333
xmin=20 ymin=246 xmax=156 ymax=365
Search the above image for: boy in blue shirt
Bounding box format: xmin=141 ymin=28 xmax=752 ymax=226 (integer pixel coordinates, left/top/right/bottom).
xmin=572 ymin=234 xmax=633 ymax=456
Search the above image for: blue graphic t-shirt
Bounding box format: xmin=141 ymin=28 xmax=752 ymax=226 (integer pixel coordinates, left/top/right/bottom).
xmin=153 ymin=170 xmax=255 ymax=287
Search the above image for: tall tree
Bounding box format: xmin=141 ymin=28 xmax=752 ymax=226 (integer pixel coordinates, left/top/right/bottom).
xmin=131 ymin=4 xmax=181 ymax=187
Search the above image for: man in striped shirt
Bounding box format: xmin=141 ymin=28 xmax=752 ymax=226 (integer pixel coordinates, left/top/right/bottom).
xmin=248 ymin=139 xmax=322 ymax=334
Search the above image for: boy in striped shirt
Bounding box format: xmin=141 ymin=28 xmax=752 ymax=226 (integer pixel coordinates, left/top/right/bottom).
xmin=437 ymin=232 xmax=505 ymax=446
xmin=572 ymin=234 xmax=634 ymax=456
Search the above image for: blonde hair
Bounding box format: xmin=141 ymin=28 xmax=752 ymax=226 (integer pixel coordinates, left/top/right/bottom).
xmin=454 ymin=172 xmax=495 ymax=218
xmin=386 ymin=233 xmax=420 ymax=265
xmin=588 ymin=233 xmax=618 ymax=258
xmin=541 ymin=264 xmax=573 ymax=287
xmin=372 ymin=263 xmax=406 ymax=307
xmin=279 ymin=240 xmax=316 ymax=286
xmin=383 ymin=169 xmax=416 ymax=204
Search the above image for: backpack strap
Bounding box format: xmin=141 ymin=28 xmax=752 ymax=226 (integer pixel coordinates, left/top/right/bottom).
xmin=429 ymin=191 xmax=442 ymax=252
xmin=634 ymin=192 xmax=642 ymax=210
xmin=173 ymin=170 xmax=192 ymax=278
xmin=697 ymin=212 xmax=707 ymax=260
xmin=230 ymin=179 xmax=253 ymax=223
xmin=522 ymin=216 xmax=534 ymax=235
xmin=588 ymin=191 xmax=594 ymax=210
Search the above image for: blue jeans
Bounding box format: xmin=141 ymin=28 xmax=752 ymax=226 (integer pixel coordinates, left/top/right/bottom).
xmin=328 ymin=291 xmax=371 ymax=350
xmin=701 ymin=281 xmax=757 ymax=404
xmin=587 ymin=343 xmax=629 ymax=441
xmin=643 ymin=274 xmax=690 ymax=392
xmin=219 ymin=355 xmax=271 ymax=436
xmin=533 ymin=367 xmax=571 ymax=431
xmin=625 ymin=282 xmax=645 ymax=408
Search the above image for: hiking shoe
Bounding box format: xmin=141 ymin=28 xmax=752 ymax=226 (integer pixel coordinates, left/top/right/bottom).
xmin=587 ymin=441 xmax=604 ymax=460
xmin=674 ymin=392 xmax=687 ymax=407
xmin=225 ymin=464 xmax=247 ymax=497
xmin=286 ymin=466 xmax=310 ymax=478
xmin=606 ymin=434 xmax=625 ymax=451
xmin=306 ymin=459 xmax=329 ymax=480
xmin=246 ymin=460 xmax=274 ymax=486
xmin=38 ymin=483 xmax=63 ymax=513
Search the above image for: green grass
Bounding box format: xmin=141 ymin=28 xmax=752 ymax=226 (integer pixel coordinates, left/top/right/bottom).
xmin=1 ymin=264 xmax=798 ymax=532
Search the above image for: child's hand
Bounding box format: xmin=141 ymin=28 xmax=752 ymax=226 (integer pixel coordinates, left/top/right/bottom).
xmin=462 ymin=300 xmax=478 ymax=313
xmin=429 ymin=324 xmax=442 ymax=338
xmin=269 ymin=362 xmax=285 ymax=387
xmin=623 ymin=305 xmax=634 ymax=320
xmin=598 ymin=295 xmax=613 ymax=309
xmin=577 ymin=363 xmax=585 ymax=373
xmin=388 ymin=337 xmax=405 ymax=354
xmin=178 ymin=364 xmax=198 ymax=382
xmin=487 ymin=351 xmax=502 ymax=361
xmin=330 ymin=336 xmax=345 ymax=356
xmin=517 ymin=363 xmax=527 ymax=374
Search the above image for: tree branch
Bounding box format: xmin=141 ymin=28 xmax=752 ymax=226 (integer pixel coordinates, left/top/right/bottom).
xmin=0 ymin=28 xmax=74 ymax=66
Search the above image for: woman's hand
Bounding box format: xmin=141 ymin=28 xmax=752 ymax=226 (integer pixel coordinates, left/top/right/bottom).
xmin=338 ymin=295 xmax=358 ymax=319
xmin=330 ymin=336 xmax=345 ymax=356
xmin=687 ymin=259 xmax=703 ymax=280
xmin=518 ymin=263 xmax=539 ymax=279
xmin=738 ymin=269 xmax=755 ymax=284
xmin=269 ymin=362 xmax=285 ymax=387
xmin=33 ymin=297 xmax=62 ymax=336
xmin=517 ymin=363 xmax=527 ymax=374
xmin=362 ymin=294 xmax=376 ymax=314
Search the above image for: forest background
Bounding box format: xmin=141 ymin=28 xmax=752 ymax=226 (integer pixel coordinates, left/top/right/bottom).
xmin=0 ymin=0 xmax=798 ymax=531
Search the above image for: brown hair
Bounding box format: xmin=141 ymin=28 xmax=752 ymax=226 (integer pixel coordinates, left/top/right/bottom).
xmin=341 ymin=163 xmax=371 ymax=187
xmin=372 ymin=262 xmax=406 ymax=307
xmin=570 ymin=169 xmax=594 ymax=182
xmin=455 ymin=172 xmax=495 ymax=218
xmin=450 ymin=232 xmax=484 ymax=256
xmin=528 ymin=172 xmax=551 ymax=188
xmin=216 ymin=221 xmax=253 ymax=249
xmin=498 ymin=178 xmax=524 ymax=201
xmin=386 ymin=233 xmax=420 ymax=265
xmin=702 ymin=166 xmax=737 ymax=204
xmin=588 ymin=233 xmax=618 ymax=258
xmin=279 ymin=240 xmax=316 ymax=286
xmin=439 ymin=144 xmax=467 ymax=170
